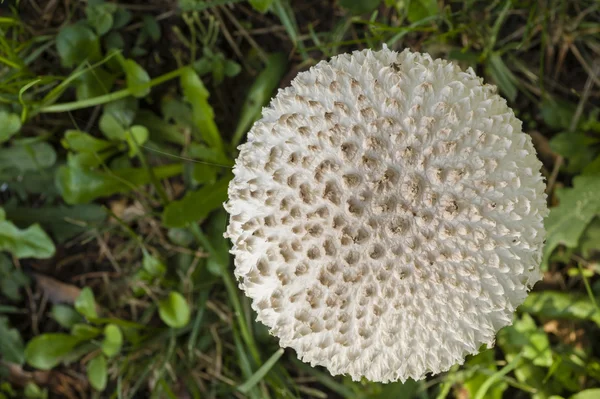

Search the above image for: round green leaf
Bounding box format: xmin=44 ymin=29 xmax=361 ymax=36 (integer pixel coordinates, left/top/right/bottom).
xmin=101 ymin=324 xmax=123 ymax=357
xmin=24 ymin=333 xmax=80 ymax=370
xmin=0 ymin=110 xmax=21 ymax=144
xmin=51 ymin=304 xmax=83 ymax=329
xmin=56 ymin=24 xmax=101 ymax=68
xmin=158 ymin=291 xmax=190 ymax=328
xmin=75 ymin=287 xmax=98 ymax=319
xmin=87 ymin=354 xmax=107 ymax=391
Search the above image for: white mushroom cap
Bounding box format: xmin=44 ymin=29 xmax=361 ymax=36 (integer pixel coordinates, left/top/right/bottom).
xmin=224 ymin=46 xmax=548 ymax=383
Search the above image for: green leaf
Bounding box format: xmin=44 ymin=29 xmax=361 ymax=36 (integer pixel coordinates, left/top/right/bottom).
xmin=142 ymin=15 xmax=161 ymax=41
xmin=570 ymin=390 xmax=600 ymax=399
xmin=0 ymin=209 xmax=56 ymax=259
xmin=3 ymin=203 xmax=107 ymax=244
xmin=0 ymin=110 xmax=21 ymax=144
xmin=541 ymin=98 xmax=577 ymax=130
xmin=86 ymin=1 xmax=117 ymax=35
xmin=407 ymin=0 xmax=438 ymax=23
xmin=142 ymin=252 xmax=166 ymax=277
xmin=519 ymin=291 xmax=600 ymax=327
xmin=497 ymin=314 xmax=552 ymax=367
xmin=238 ymin=348 xmax=284 ymax=393
xmin=248 ymin=0 xmax=274 ymax=13
xmin=191 ymin=163 xmax=218 ymax=185
xmin=62 ymin=130 xmax=115 ymax=153
xmin=232 ymin=53 xmax=287 ymax=146
xmin=549 ymin=131 xmax=599 ymax=174
xmin=87 ymin=354 xmax=108 ymax=391
xmin=543 ymin=175 xmax=600 ymax=268
xmin=0 ymin=142 xmax=57 ymax=173
xmin=75 ymin=68 xmax=115 ymax=101
xmin=158 ymin=291 xmax=190 ymax=328
xmin=463 ymin=349 xmax=507 ymax=399
xmin=56 ymin=24 xmax=101 ymax=68
xmin=125 ymin=125 xmax=149 ymax=157
xmin=24 ymin=333 xmax=81 ymax=370
xmin=0 ymin=316 xmax=25 ymax=365
xmin=51 ymin=305 xmax=84 ymax=329
xmin=579 ymin=218 xmax=600 ymax=258
xmin=180 ymin=67 xmax=223 ymax=152
xmin=339 ymin=0 xmax=381 ymax=14
xmin=56 ymin=163 xmax=183 ymax=204
xmin=23 ymin=382 xmax=46 ymax=399
xmin=162 ymin=175 xmax=231 ymax=228
xmin=99 ymin=97 xmax=138 ymax=140
xmin=0 ymin=253 xmax=30 ymax=301
xmin=75 ymin=287 xmax=98 ymax=319
xmin=101 ymin=324 xmax=122 ymax=357
xmin=134 ymin=110 xmax=185 ymax=145
xmin=486 ymin=53 xmax=518 ymax=103
xmin=71 ymin=324 xmax=102 ymax=340
xmin=122 ymin=59 xmax=150 ymax=97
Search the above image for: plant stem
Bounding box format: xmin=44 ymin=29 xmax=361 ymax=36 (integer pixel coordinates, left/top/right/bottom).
xmin=38 ymin=67 xmax=187 ymax=113
xmin=188 ymin=223 xmax=261 ymax=364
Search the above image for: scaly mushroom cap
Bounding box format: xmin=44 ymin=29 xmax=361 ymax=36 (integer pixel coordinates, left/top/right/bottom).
xmin=224 ymin=47 xmax=548 ymax=382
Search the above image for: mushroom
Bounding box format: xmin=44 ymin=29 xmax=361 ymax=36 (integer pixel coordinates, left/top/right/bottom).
xmin=224 ymin=46 xmax=548 ymax=382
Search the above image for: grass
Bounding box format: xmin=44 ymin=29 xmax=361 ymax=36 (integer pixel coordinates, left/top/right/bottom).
xmin=1 ymin=0 xmax=600 ymax=398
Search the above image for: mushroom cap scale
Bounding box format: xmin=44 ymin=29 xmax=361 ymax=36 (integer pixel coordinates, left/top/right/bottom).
xmin=224 ymin=46 xmax=548 ymax=383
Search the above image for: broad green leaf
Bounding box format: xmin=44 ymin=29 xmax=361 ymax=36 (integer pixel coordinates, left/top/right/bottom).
xmin=23 ymin=382 xmax=46 ymax=399
xmin=62 ymin=130 xmax=115 ymax=153
xmin=0 ymin=316 xmax=25 ymax=365
xmin=24 ymin=333 xmax=81 ymax=370
xmin=162 ymin=175 xmax=231 ymax=228
xmin=71 ymin=324 xmax=102 ymax=340
xmin=158 ymin=291 xmax=190 ymax=328
xmin=463 ymin=349 xmax=507 ymax=399
xmin=191 ymin=163 xmax=218 ymax=185
xmin=187 ymin=143 xmax=233 ymax=166
xmin=232 ymin=53 xmax=287 ymax=146
xmin=87 ymin=354 xmax=108 ymax=391
xmin=75 ymin=287 xmax=98 ymax=319
xmin=543 ymin=175 xmax=600 ymax=268
xmin=0 ymin=110 xmax=21 ymax=143
xmin=86 ymin=1 xmax=117 ymax=35
xmin=51 ymin=304 xmax=84 ymax=329
xmin=497 ymin=314 xmax=552 ymax=367
xmin=142 ymin=15 xmax=161 ymax=41
xmin=579 ymin=218 xmax=600 ymax=258
xmin=3 ymin=203 xmax=106 ymax=244
xmin=180 ymin=67 xmax=223 ymax=152
xmin=370 ymin=380 xmax=419 ymax=399
xmin=122 ymin=59 xmax=150 ymax=97
xmin=75 ymin=68 xmax=115 ymax=101
xmin=101 ymin=324 xmax=122 ymax=357
xmin=99 ymin=97 xmax=138 ymax=140
xmin=248 ymin=0 xmax=274 ymax=13
xmin=0 ymin=209 xmax=55 ymax=259
xmin=339 ymin=0 xmax=381 ymax=14
xmin=486 ymin=53 xmax=518 ymax=103
xmin=112 ymin=8 xmax=132 ymax=29
xmin=571 ymin=390 xmax=600 ymax=399
xmin=205 ymin=210 xmax=230 ymax=276
xmin=549 ymin=131 xmax=599 ymax=174
xmin=407 ymin=0 xmax=438 ymax=23
xmin=142 ymin=252 xmax=166 ymax=277
xmin=519 ymin=291 xmax=600 ymax=327
xmin=0 ymin=253 xmax=30 ymax=301
xmin=56 ymin=24 xmax=101 ymax=68
xmin=134 ymin=110 xmax=185 ymax=145
xmin=0 ymin=142 xmax=57 ymax=173
xmin=541 ymin=98 xmax=577 ymax=130
xmin=125 ymin=125 xmax=149 ymax=157
xmin=56 ymin=163 xmax=183 ymax=204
